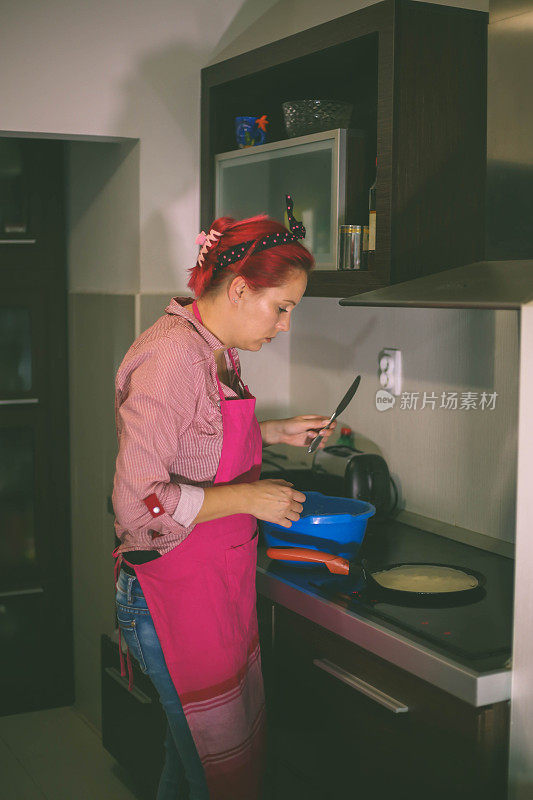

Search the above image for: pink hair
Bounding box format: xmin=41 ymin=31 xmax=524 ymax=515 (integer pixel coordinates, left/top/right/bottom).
xmin=187 ymin=215 xmax=314 ymax=297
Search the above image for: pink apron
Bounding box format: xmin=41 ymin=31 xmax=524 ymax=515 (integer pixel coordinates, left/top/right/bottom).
xmin=113 ymin=301 xmax=265 ymax=799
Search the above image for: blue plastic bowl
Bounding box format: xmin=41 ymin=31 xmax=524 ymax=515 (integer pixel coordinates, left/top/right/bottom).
xmin=260 ymin=491 xmax=375 ymax=565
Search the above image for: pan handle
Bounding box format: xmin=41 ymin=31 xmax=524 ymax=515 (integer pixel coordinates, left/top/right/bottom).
xmin=266 ymin=547 xmax=350 ymax=575
xmin=313 ymin=658 xmax=409 ymax=714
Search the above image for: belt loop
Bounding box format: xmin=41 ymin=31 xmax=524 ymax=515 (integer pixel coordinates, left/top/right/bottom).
xmin=126 ymin=575 xmax=134 ymax=604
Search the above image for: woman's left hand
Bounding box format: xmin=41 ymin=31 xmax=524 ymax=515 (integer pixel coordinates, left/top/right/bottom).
xmin=261 ymin=416 xmax=337 ymax=448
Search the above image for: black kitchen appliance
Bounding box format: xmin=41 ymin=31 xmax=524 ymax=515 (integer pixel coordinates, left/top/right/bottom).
xmin=313 ymin=445 xmax=396 ymax=518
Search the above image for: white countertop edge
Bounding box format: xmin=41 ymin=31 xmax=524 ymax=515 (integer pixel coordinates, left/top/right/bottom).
xmin=257 ymin=566 xmax=512 ymax=707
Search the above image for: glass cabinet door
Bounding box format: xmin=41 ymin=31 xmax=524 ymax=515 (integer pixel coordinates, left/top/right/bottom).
xmin=215 ymin=129 xmax=347 ymax=269
xmin=0 ymin=139 xmax=71 ymax=715
xmin=0 ymin=137 xmax=59 ymax=272
xmin=0 ymin=294 xmax=43 ymax=594
xmin=0 ymin=307 xmax=32 ymax=395
xmin=0 ymin=420 xmax=39 ymax=591
xmin=0 ymin=139 xmax=34 ymax=241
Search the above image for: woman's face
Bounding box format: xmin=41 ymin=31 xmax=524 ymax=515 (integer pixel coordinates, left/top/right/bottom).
xmin=233 ymin=269 xmax=308 ymax=351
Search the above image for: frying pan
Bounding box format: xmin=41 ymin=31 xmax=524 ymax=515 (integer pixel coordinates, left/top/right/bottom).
xmin=266 ymin=547 xmax=486 ymax=601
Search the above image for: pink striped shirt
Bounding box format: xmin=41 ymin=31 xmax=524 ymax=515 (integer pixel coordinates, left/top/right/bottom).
xmin=113 ymin=297 xmax=246 ymax=555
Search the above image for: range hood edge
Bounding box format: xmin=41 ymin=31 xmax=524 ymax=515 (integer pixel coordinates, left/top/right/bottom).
xmin=339 ymin=260 xmax=533 ymax=310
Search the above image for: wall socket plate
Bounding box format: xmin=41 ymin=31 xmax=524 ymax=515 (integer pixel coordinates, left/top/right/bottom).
xmin=378 ymin=348 xmax=402 ymax=396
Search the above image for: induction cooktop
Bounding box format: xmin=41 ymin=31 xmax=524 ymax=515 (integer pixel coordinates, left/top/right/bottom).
xmin=264 ymin=519 xmax=514 ymax=672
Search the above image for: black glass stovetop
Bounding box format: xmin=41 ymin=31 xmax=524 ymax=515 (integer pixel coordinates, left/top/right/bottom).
xmin=264 ymin=518 xmax=514 ymax=672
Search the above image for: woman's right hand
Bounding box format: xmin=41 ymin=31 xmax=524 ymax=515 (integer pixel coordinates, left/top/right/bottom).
xmin=244 ymin=479 xmax=306 ymax=528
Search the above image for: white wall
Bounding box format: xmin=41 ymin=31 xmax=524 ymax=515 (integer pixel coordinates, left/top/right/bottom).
xmin=1 ymin=0 xmax=277 ymax=293
xmin=67 ymin=141 xmax=140 ymax=293
xmin=211 ymin=0 xmax=489 ymax=64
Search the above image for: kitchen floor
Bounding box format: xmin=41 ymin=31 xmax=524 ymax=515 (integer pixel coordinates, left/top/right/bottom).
xmin=0 ymin=706 xmax=141 ymax=799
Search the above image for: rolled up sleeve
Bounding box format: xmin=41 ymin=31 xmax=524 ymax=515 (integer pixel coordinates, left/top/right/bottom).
xmin=172 ymin=484 xmax=205 ymax=527
xmin=112 ymin=337 xmax=201 ymax=537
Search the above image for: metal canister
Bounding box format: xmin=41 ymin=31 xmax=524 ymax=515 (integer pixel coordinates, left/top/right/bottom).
xmin=339 ymin=225 xmax=363 ymax=270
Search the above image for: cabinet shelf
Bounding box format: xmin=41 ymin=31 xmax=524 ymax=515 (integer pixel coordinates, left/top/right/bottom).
xmin=201 ymin=0 xmax=487 ymax=298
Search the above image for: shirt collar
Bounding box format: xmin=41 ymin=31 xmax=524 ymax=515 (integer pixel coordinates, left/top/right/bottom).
xmin=165 ymin=296 xmax=226 ymax=352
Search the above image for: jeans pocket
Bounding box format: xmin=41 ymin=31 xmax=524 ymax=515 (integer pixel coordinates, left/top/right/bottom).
xmin=116 ymin=606 xmax=149 ymax=674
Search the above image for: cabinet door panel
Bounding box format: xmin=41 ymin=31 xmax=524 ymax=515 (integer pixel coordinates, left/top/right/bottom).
xmin=273 ymin=760 xmax=323 ymax=800
xmin=0 ymin=139 xmax=71 ymax=715
xmin=270 ymin=605 xmax=508 ymax=800
xmin=0 ymin=424 xmax=38 ymax=589
xmin=0 ymin=307 xmax=32 ymax=393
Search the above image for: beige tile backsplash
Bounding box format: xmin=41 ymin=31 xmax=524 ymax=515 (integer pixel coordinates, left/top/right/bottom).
xmin=296 ymin=300 xmax=518 ymax=542
xmin=248 ymin=298 xmax=519 ymax=545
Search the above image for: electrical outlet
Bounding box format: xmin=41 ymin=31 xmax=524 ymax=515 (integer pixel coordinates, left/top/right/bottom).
xmin=378 ymin=348 xmax=402 ymax=396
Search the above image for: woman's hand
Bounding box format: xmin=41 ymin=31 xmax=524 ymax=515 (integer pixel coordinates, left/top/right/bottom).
xmin=243 ymin=479 xmax=306 ymax=528
xmin=260 ymin=416 xmax=337 ymax=449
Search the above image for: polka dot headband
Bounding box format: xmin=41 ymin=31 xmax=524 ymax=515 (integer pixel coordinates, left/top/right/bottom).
xmin=196 ymin=195 xmax=306 ymax=272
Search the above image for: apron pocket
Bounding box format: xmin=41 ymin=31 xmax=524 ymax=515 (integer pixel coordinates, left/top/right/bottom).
xmin=225 ymin=529 xmax=259 ymax=646
xmin=116 ymin=610 xmax=149 ymax=674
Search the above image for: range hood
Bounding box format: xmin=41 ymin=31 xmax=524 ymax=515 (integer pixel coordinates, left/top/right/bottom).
xmin=342 ymin=0 xmax=533 ymax=310
xmin=339 ymin=260 xmax=533 ymax=310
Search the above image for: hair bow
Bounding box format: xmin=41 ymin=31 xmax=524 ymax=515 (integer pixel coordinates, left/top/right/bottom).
xmin=285 ymin=194 xmax=306 ymax=239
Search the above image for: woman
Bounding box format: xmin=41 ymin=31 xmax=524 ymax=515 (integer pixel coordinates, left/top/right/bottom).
xmin=112 ymin=204 xmax=336 ymax=800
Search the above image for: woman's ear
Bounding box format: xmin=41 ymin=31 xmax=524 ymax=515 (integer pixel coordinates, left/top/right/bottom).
xmin=228 ymin=276 xmax=247 ymax=304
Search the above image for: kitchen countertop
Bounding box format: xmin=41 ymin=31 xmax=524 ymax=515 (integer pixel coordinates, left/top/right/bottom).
xmin=256 ymin=517 xmax=513 ymax=707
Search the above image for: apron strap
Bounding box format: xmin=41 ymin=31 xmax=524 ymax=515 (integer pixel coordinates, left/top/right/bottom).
xmin=191 ymin=299 xmax=202 ymax=324
xmin=113 ymin=550 xmax=135 ymax=691
xmin=227 ymin=348 xmax=247 ymax=394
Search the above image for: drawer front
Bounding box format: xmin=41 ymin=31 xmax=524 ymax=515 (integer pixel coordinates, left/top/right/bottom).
xmin=270 ymin=607 xmax=508 ymax=799
xmin=274 ymin=605 xmax=479 ymax=736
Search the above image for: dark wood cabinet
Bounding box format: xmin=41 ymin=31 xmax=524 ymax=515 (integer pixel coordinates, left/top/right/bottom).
xmin=257 ymin=597 xmax=509 ymax=799
xmin=101 ymin=635 xmax=166 ymax=800
xmin=0 ymin=138 xmax=73 ymax=715
xmin=201 ymin=0 xmax=487 ymax=298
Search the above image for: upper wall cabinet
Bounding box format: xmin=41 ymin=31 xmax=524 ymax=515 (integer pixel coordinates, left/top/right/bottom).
xmin=201 ymin=0 xmax=487 ymax=298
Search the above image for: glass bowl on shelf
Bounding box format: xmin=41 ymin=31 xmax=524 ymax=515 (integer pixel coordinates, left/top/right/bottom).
xmin=282 ymin=100 xmax=353 ymax=138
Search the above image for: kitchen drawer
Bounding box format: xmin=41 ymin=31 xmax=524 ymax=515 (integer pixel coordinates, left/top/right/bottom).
xmin=270 ymin=606 xmax=509 ymax=799
xmin=276 ymin=605 xmax=486 ymax=737
xmin=101 ymin=635 xmax=166 ymax=800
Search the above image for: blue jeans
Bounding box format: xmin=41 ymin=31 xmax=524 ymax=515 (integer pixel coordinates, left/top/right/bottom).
xmin=115 ymin=568 xmax=209 ymax=800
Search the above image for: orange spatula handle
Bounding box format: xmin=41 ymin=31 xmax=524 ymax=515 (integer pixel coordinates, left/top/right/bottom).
xmin=266 ymin=547 xmax=350 ymax=575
